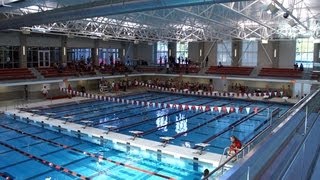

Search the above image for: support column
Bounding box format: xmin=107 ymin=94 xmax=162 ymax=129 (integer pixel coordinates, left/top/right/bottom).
xmin=168 ymin=42 xmax=177 ymax=58
xmin=203 ymin=41 xmax=216 ymax=67
xmin=232 ymin=39 xmax=241 ymax=66
xmin=91 ymin=40 xmax=99 ymax=66
xmin=61 ymin=36 xmax=67 ymax=64
xmin=314 ymin=43 xmax=320 ymax=71
xmin=19 ymin=33 xmax=27 ymax=68
xmin=272 ymin=41 xmax=280 ymax=68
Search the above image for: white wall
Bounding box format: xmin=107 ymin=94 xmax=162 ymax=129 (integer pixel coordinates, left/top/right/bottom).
xmin=133 ymin=43 xmax=154 ymax=63
xmin=258 ymin=42 xmax=274 ymax=68
xmin=188 ymin=42 xmax=201 ymax=63
xmin=67 ymin=37 xmax=95 ymax=48
xmin=0 ymin=32 xmax=302 ymax=69
xmin=278 ymin=40 xmax=296 ymax=68
xmin=26 ymin=35 xmax=61 ymax=47
xmin=203 ymin=41 xmax=217 ymax=66
xmin=0 ymin=32 xmax=20 ymax=46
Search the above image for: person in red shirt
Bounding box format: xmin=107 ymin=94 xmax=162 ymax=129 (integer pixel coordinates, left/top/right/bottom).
xmin=228 ymin=135 xmax=242 ymax=161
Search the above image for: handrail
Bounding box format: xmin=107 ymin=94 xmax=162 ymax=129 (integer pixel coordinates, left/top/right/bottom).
xmin=202 ymin=106 xmax=291 ymax=179
xmin=212 ymin=88 xmax=320 ymax=179
xmin=280 ymin=112 xmax=320 ymax=178
xmin=219 ymin=147 xmax=230 ymax=165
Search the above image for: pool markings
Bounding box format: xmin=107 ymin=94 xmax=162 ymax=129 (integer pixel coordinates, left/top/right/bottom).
xmin=92 ymin=96 xmax=203 ymax=127
xmin=0 ymin=123 xmax=175 ymax=180
xmin=196 ymin=104 xmax=273 ymax=147
xmin=47 ymin=94 xmax=170 ymax=123
xmin=170 ymin=102 xmax=252 ymax=143
xmin=0 ymin=140 xmax=90 ymax=180
xmin=26 ymin=93 xmax=156 ymax=117
xmin=82 ymin=95 xmax=184 ymax=125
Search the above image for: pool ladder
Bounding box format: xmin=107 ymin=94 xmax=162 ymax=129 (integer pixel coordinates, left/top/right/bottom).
xmin=219 ymin=147 xmax=230 ymax=166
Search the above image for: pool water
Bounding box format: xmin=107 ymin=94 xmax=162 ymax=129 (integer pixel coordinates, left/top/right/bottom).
xmin=29 ymin=91 xmax=291 ymax=154
xmin=0 ymin=115 xmax=212 ymax=179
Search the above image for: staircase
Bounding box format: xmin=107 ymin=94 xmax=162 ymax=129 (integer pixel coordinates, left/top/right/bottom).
xmin=198 ymin=66 xmax=209 ymax=74
xmin=250 ymin=66 xmax=261 ymax=77
xmin=29 ymin=67 xmax=43 ymax=79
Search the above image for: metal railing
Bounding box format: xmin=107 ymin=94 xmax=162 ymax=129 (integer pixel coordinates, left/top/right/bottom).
xmin=203 ymin=88 xmax=320 ymax=179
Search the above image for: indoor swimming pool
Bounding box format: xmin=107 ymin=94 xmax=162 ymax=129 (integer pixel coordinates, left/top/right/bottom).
xmin=25 ymin=91 xmax=291 ymax=154
xmin=0 ymin=114 xmax=212 ymax=179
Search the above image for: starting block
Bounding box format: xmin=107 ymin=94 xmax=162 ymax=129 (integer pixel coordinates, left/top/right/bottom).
xmin=30 ymin=109 xmax=40 ymax=116
xmin=129 ymin=130 xmax=144 ymax=140
xmin=104 ymin=125 xmax=117 ymax=134
xmin=160 ymin=136 xmax=174 ymax=147
xmin=195 ymin=143 xmax=210 ymax=155
xmin=45 ymin=112 xmax=56 ymax=120
xmin=62 ymin=116 xmax=73 ymax=124
xmin=80 ymin=120 xmax=93 ymax=129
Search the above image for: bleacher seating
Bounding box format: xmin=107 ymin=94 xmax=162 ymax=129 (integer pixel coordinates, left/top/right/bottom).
xmin=38 ymin=67 xmax=77 ymax=78
xmin=311 ymin=71 xmax=320 ymax=80
xmin=258 ymin=68 xmax=302 ymax=78
xmin=99 ymin=64 xmax=131 ymax=74
xmin=206 ymin=66 xmax=253 ymax=76
xmin=173 ymin=65 xmax=200 ymax=74
xmin=0 ymin=68 xmax=36 ymax=81
xmin=99 ymin=65 xmax=113 ymax=74
xmin=136 ymin=66 xmax=164 ymax=73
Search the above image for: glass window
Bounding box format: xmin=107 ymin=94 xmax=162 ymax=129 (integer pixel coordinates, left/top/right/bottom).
xmin=241 ymin=40 xmax=258 ymax=67
xmin=156 ymin=41 xmax=168 ymax=64
xmin=176 ymin=42 xmax=188 ymax=64
xmin=67 ymin=48 xmax=91 ymax=63
xmin=0 ymin=46 xmax=19 ymax=69
xmin=98 ymin=48 xmax=119 ymax=65
xmin=295 ymin=38 xmax=314 ymax=68
xmin=27 ymin=47 xmax=61 ymax=68
xmin=217 ymin=40 xmax=232 ymax=66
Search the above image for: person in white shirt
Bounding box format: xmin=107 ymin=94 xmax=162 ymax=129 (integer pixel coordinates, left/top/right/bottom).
xmin=41 ymin=86 xmax=48 ymax=97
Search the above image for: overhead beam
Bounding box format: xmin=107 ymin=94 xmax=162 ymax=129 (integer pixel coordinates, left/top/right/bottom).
xmin=0 ymin=0 xmax=249 ymax=30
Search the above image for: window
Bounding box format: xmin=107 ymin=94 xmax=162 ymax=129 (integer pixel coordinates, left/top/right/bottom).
xmin=217 ymin=40 xmax=232 ymax=66
xmin=98 ymin=48 xmax=119 ymax=65
xmin=176 ymin=42 xmax=188 ymax=64
xmin=67 ymin=48 xmax=91 ymax=63
xmin=27 ymin=47 xmax=61 ymax=68
xmin=0 ymin=46 xmax=19 ymax=69
xmin=295 ymin=38 xmax=314 ymax=68
xmin=156 ymin=41 xmax=168 ymax=64
xmin=241 ymin=40 xmax=258 ymax=67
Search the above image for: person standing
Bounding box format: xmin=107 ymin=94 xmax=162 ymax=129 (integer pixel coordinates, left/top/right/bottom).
xmin=24 ymin=85 xmax=28 ymax=101
xmin=205 ymin=56 xmax=209 ymax=67
xmin=41 ymin=85 xmax=49 ymax=98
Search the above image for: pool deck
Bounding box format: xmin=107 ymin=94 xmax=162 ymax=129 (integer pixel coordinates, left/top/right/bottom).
xmin=3 ymin=97 xmax=224 ymax=167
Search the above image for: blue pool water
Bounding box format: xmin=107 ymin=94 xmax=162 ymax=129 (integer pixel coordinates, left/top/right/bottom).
xmin=29 ymin=91 xmax=291 ymax=154
xmin=0 ymin=114 xmax=212 ymax=179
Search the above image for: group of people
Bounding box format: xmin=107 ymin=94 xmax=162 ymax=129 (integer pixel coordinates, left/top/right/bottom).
xmin=293 ymin=63 xmax=304 ymax=71
xmin=145 ymin=78 xmax=214 ymax=92
xmin=99 ymin=78 xmax=139 ymax=92
xmin=52 ymin=62 xmax=67 ymax=73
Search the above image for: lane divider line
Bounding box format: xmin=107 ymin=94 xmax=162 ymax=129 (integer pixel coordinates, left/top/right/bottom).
xmin=0 ymin=123 xmax=175 ymax=180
